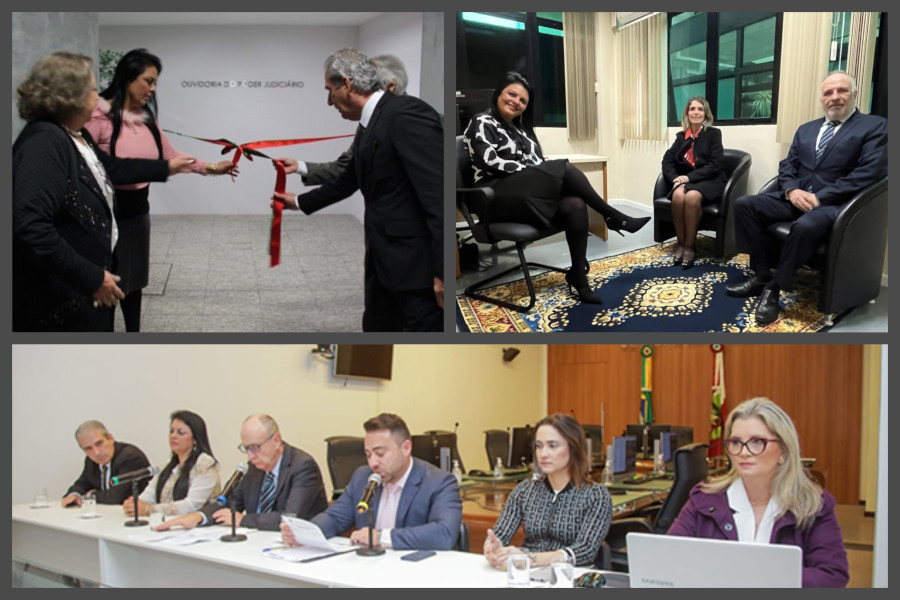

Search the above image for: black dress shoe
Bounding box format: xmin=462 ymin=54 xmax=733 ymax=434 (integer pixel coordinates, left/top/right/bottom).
xmin=754 ymin=288 xmax=780 ymax=325
xmin=725 ymin=275 xmax=767 ymax=297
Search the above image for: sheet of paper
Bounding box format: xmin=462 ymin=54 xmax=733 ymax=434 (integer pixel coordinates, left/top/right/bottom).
xmin=129 ymin=527 xmax=249 ymax=545
xmin=281 ymin=516 xmax=346 ymax=552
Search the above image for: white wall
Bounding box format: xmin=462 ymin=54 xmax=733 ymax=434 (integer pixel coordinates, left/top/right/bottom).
xmin=358 ymin=12 xmax=423 ymax=98
xmin=100 ymin=16 xmax=427 ymax=221
xmin=11 ymin=345 xmax=547 ymax=505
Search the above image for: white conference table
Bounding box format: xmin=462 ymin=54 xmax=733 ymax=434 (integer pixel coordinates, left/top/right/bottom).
xmin=12 ymin=503 xmax=552 ymax=588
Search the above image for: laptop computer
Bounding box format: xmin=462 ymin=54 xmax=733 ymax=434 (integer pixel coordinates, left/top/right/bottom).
xmin=627 ymin=533 xmax=803 ymax=588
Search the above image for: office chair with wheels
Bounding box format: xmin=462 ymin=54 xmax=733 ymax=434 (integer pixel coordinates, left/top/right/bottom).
xmin=456 ymin=136 xmax=568 ymax=312
xmin=603 ymin=442 xmax=709 ymax=572
xmin=324 ymin=436 xmax=367 ymax=500
xmin=484 ymin=429 xmax=510 ymax=470
xmin=756 ymin=176 xmax=888 ymax=324
xmin=653 ymin=149 xmax=752 ymax=261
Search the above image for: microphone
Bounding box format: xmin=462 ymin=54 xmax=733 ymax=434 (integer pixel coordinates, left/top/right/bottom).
xmin=216 ymin=462 xmax=249 ymax=505
xmin=109 ymin=465 xmax=160 ymax=487
xmin=356 ymin=473 xmax=382 ymax=514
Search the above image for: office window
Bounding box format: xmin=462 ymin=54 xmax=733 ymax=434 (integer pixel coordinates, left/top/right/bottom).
xmin=456 ymin=12 xmax=566 ymax=131
xmin=668 ymin=12 xmax=782 ymax=125
xmin=828 ymin=12 xmax=885 ymax=115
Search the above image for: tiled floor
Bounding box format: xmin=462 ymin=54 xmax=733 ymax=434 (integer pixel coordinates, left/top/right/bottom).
xmin=456 ymin=202 xmax=889 ymax=333
xmin=114 ymin=214 xmax=366 ymax=332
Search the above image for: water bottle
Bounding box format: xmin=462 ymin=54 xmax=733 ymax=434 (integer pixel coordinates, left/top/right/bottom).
xmin=601 ymin=444 xmax=614 ymax=485
xmin=653 ymin=439 xmax=664 ymax=474
xmin=452 ymin=460 xmax=462 ymax=484
xmin=494 ymin=456 xmax=503 ymax=477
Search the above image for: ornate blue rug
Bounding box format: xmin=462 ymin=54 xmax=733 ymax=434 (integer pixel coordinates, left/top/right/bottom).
xmin=456 ymin=241 xmax=836 ymax=333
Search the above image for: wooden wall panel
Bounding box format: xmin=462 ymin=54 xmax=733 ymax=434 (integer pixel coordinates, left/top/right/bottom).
xmin=548 ymin=345 xmax=863 ymax=504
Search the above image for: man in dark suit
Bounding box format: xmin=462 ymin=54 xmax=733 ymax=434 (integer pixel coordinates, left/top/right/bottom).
xmin=275 ymin=48 xmax=443 ymax=332
xmin=280 ymin=413 xmax=462 ymax=551
xmin=726 ymin=71 xmax=887 ymax=325
xmin=300 ymin=54 xmax=408 ymax=186
xmin=62 ymin=420 xmax=150 ymax=506
xmin=156 ymin=414 xmax=328 ymax=531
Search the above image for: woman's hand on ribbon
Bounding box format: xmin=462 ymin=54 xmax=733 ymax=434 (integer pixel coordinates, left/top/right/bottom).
xmin=275 ymin=157 xmax=299 ymax=175
xmin=214 ymin=160 xmax=239 ymax=176
xmin=168 ymin=156 xmax=197 ymax=175
xmin=272 ymin=191 xmax=298 ymax=210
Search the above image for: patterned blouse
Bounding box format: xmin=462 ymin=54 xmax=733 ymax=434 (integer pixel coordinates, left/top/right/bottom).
xmin=138 ymin=452 xmax=221 ymax=515
xmin=491 ymin=477 xmax=612 ymax=566
xmin=463 ymin=112 xmax=544 ymax=184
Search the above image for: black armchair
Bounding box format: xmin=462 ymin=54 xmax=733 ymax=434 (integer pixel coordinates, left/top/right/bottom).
xmin=324 ymin=436 xmax=367 ymax=500
xmin=456 ymin=136 xmax=567 ymax=312
xmin=653 ymin=149 xmax=752 ymax=261
xmin=757 ymin=176 xmax=888 ymax=322
xmin=603 ymin=442 xmax=709 ymax=572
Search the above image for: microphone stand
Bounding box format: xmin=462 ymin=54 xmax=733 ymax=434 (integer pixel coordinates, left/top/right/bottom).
xmin=355 ymin=504 xmax=385 ymax=557
xmin=220 ymin=496 xmax=247 ymax=542
xmin=124 ymin=480 xmax=148 ymax=527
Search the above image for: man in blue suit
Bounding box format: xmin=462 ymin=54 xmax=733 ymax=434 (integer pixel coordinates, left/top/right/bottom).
xmin=281 ymin=413 xmax=462 ymax=551
xmin=726 ymin=71 xmax=887 ymax=325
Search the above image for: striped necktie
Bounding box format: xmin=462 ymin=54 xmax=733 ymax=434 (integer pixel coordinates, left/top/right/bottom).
xmin=257 ymin=471 xmax=276 ymax=514
xmin=816 ymin=121 xmax=838 ymax=161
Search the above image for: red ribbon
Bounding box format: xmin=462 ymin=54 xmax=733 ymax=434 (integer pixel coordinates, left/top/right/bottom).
xmin=164 ymin=130 xmax=355 ymax=266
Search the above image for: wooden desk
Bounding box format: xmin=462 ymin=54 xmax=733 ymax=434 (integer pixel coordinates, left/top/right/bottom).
xmin=545 ymin=153 xmax=609 ymax=241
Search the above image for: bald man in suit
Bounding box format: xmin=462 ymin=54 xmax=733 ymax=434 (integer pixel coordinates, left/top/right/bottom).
xmin=726 ymin=71 xmax=887 ymax=325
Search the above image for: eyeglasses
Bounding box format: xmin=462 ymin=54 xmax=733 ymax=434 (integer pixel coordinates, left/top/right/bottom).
xmin=238 ymin=432 xmax=275 ymax=455
xmin=724 ymin=437 xmax=781 ymax=456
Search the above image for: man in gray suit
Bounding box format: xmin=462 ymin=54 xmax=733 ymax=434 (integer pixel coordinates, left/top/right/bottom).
xmin=156 ymin=414 xmax=327 ymax=531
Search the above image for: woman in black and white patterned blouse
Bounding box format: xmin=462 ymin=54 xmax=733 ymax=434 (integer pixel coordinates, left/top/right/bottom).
xmin=483 ymin=413 xmax=612 ymax=568
xmin=463 ymin=72 xmax=650 ymax=305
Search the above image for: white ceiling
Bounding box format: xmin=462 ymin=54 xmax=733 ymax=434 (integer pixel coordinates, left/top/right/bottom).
xmin=98 ymin=12 xmax=385 ymax=27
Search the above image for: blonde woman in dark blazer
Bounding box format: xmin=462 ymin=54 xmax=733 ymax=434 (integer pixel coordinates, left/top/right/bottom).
xmin=661 ymin=96 xmax=726 ymax=268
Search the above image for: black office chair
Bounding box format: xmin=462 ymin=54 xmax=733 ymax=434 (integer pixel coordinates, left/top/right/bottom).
xmin=670 ymin=426 xmax=694 ymax=449
xmin=757 ymin=176 xmax=888 ymax=324
xmin=484 ymin=429 xmax=510 ymax=470
xmin=455 ymin=520 xmax=471 ymax=552
xmin=653 ymin=149 xmax=752 ymax=261
xmin=423 ymin=430 xmax=466 ymax=473
xmin=603 ymin=442 xmax=709 ymax=572
xmin=456 ymin=135 xmax=568 ymax=312
xmin=324 ymin=436 xmax=367 ymax=500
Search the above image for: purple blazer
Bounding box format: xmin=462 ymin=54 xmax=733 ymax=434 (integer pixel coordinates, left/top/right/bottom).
xmin=667 ymin=484 xmax=849 ymax=588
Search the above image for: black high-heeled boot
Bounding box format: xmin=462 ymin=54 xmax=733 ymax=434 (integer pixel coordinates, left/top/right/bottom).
xmin=605 ymin=212 xmax=651 ymax=236
xmin=564 ymin=268 xmax=603 ymax=304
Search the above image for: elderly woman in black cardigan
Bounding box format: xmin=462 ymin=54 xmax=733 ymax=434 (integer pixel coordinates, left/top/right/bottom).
xmin=13 ymin=51 xmax=193 ymax=331
xmin=661 ymin=96 xmax=726 ymax=269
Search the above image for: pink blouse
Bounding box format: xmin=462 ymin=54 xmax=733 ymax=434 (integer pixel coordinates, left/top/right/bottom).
xmin=85 ymin=97 xmax=208 ymax=190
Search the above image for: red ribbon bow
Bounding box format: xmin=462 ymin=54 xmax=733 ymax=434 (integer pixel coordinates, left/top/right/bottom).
xmin=164 ymin=130 xmax=354 ymax=266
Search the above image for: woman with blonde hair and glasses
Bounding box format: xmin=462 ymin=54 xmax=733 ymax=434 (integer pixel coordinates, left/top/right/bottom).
xmin=667 ymin=397 xmax=849 ymax=587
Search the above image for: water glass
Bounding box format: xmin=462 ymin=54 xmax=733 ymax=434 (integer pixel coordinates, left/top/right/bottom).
xmin=550 ymin=554 xmax=576 ymax=588
xmin=33 ymin=487 xmax=49 ymax=508
xmin=507 ymin=554 xmax=531 ymax=588
xmin=148 ymin=505 xmax=166 ymax=528
xmin=83 ymin=491 xmax=97 ymax=516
